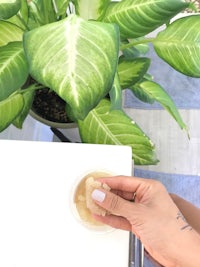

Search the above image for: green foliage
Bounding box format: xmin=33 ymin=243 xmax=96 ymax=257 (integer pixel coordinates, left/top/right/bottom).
xmin=12 ymin=90 xmax=34 ymax=128
xmin=0 ymin=0 xmax=199 ymax=165
xmin=73 ymin=0 xmax=110 ymax=20
xmin=0 ymin=94 xmax=24 ymax=131
xmin=0 ymin=42 xmax=28 ymax=101
xmin=103 ymin=0 xmax=189 ymax=38
xmin=23 ymin=14 xmax=119 ymax=120
xmin=78 ymin=99 xmax=158 ymax=165
xmin=118 ymin=57 xmax=150 ymax=89
xmin=153 ymin=15 xmax=200 ymax=77
xmin=130 ymin=81 xmax=187 ymax=131
xmin=0 ymin=21 xmax=23 ymax=46
xmin=0 ymin=0 xmax=21 ymax=20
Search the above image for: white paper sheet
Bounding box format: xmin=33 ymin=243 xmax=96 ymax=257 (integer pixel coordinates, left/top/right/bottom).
xmin=0 ymin=140 xmax=132 ymax=267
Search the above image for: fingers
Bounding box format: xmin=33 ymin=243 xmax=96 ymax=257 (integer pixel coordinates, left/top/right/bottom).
xmin=112 ymin=189 xmax=135 ymax=201
xmin=97 ymin=176 xmax=167 ymax=203
xmin=92 ymin=214 xmax=132 ymax=231
xmin=97 ymin=175 xmax=151 ymax=194
xmin=92 ymin=188 xmax=135 ymax=218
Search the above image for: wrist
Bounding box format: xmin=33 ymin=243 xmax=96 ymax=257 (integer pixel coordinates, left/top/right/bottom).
xmin=147 ymin=212 xmax=200 ymax=267
xmin=166 ymin=227 xmax=200 ymax=267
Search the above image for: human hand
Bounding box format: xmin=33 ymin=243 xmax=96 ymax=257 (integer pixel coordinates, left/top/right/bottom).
xmin=90 ymin=176 xmax=200 ymax=267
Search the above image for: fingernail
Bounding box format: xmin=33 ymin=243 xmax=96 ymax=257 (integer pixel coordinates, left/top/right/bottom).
xmin=92 ymin=189 xmax=106 ymax=202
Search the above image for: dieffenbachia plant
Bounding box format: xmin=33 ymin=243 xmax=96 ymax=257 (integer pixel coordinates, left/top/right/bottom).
xmin=0 ymin=0 xmax=199 ymax=165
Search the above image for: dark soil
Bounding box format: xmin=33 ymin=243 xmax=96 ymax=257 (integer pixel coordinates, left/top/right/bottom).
xmin=32 ymin=88 xmax=73 ymax=123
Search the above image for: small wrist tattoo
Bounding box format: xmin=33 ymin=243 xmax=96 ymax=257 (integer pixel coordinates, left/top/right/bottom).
xmin=176 ymin=211 xmax=192 ymax=231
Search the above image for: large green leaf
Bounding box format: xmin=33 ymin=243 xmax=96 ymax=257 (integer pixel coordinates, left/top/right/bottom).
xmin=118 ymin=57 xmax=150 ymax=89
xmin=130 ymin=81 xmax=187 ymax=131
xmin=12 ymin=90 xmax=34 ymax=129
xmin=0 ymin=93 xmax=24 ymax=132
xmin=0 ymin=0 xmax=21 ymax=19
xmin=73 ymin=0 xmax=111 ymax=20
xmin=78 ymin=99 xmax=158 ymax=165
xmin=153 ymin=15 xmax=200 ymax=77
xmin=103 ymin=0 xmax=189 ymax=38
xmin=0 ymin=41 xmax=29 ymax=101
xmin=0 ymin=20 xmax=23 ymax=46
xmin=24 ymin=14 xmax=119 ymax=120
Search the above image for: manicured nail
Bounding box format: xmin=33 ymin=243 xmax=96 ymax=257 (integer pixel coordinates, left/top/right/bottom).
xmin=92 ymin=189 xmax=106 ymax=202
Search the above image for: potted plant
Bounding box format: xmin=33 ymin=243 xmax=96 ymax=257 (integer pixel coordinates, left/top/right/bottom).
xmin=0 ymin=0 xmax=199 ymax=165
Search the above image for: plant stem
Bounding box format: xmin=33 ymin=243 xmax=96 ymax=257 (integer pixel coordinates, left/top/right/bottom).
xmin=11 ymin=84 xmax=45 ymax=97
xmin=52 ymin=0 xmax=58 ymax=15
xmin=16 ymin=14 xmax=30 ymax=31
xmin=52 ymin=0 xmax=60 ymax=20
xmin=120 ymin=37 xmax=155 ymax=50
xmin=21 ymin=84 xmax=45 ymax=94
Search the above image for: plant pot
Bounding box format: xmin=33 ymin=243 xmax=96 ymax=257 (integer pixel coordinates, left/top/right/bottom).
xmin=30 ymin=88 xmax=77 ymax=129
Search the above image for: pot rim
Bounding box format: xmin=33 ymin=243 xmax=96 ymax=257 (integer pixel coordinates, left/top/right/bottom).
xmin=29 ymin=109 xmax=77 ymax=129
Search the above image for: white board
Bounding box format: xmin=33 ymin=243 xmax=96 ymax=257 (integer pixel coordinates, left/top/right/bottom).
xmin=0 ymin=140 xmax=132 ymax=267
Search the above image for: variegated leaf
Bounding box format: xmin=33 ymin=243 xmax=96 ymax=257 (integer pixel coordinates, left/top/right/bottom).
xmin=129 ymin=81 xmax=155 ymax=104
xmin=53 ymin=0 xmax=70 ymax=17
xmin=153 ymin=15 xmax=200 ymax=77
xmin=103 ymin=0 xmax=189 ymax=38
xmin=24 ymin=14 xmax=119 ymax=120
xmin=0 ymin=42 xmax=29 ymax=101
xmin=78 ymin=99 xmax=158 ymax=165
xmin=73 ymin=0 xmax=111 ymax=20
xmin=27 ymin=0 xmax=56 ymax=29
xmin=118 ymin=57 xmax=150 ymax=89
xmin=130 ymin=81 xmax=187 ymax=131
xmin=0 ymin=93 xmax=24 ymax=132
xmin=109 ymin=73 xmax=122 ymax=110
xmin=0 ymin=20 xmax=23 ymax=47
xmin=0 ymin=0 xmax=21 ymax=19
xmin=12 ymin=90 xmax=34 ymax=129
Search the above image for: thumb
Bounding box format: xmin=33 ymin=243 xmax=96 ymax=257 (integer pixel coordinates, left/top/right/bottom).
xmin=92 ymin=189 xmax=134 ymax=218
